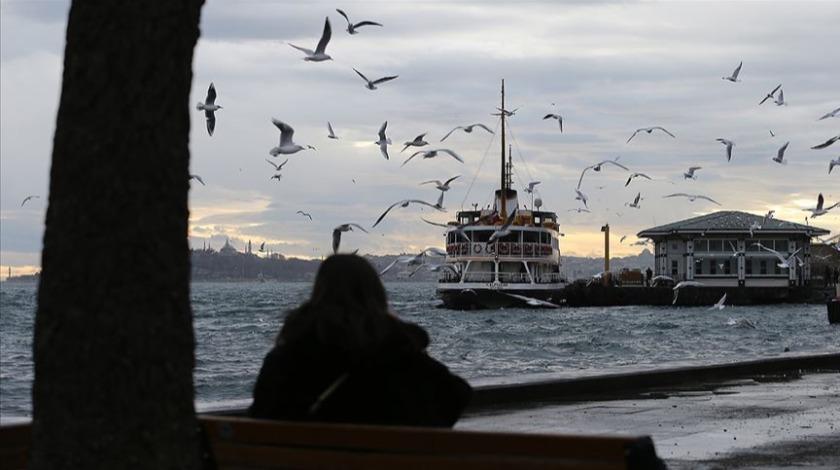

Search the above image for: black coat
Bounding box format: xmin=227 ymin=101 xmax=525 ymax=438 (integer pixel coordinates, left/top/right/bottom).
xmin=249 ymin=317 xmax=472 ymax=427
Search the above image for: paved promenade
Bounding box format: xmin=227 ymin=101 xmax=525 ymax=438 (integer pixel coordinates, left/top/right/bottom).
xmin=458 ymin=368 xmax=840 ymax=469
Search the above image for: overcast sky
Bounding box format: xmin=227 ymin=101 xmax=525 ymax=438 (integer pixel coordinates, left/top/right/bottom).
xmin=2 ymin=1 xmax=839 ymax=276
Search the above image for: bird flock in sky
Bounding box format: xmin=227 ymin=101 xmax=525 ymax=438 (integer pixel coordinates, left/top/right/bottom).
xmin=178 ymin=10 xmax=840 ymax=262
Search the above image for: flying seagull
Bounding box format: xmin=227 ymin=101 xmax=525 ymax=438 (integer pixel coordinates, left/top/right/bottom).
xmin=524 ymin=181 xmax=541 ymax=193
xmin=335 ymin=8 xmax=382 ymax=35
xmin=663 ymin=193 xmax=721 ymax=205
xmin=722 ymin=61 xmax=742 ymax=82
xmin=811 ymin=135 xmax=840 ymax=150
xmin=759 ymin=84 xmax=781 ymax=105
xmin=420 ymin=175 xmax=460 ymax=192
xmin=259 ymin=241 xmax=265 ymax=252
xmin=683 ymin=166 xmax=702 ymax=180
xmin=773 ymin=88 xmax=788 ymax=106
xmin=627 ymin=126 xmax=675 ymax=143
xmin=716 ymin=138 xmax=735 ymax=162
xmin=195 ymin=82 xmax=222 ymax=136
xmin=21 ymin=195 xmax=39 ymax=206
xmin=829 ymin=156 xmax=840 ymax=174
xmin=401 ymin=148 xmax=463 ymax=167
xmin=773 ymin=141 xmax=790 ymax=165
xmin=296 ymin=210 xmax=313 ymax=220
xmin=189 ymin=174 xmax=205 ymax=186
xmin=487 ymin=208 xmax=518 ymax=244
xmin=353 ymin=68 xmax=398 ymax=90
xmin=625 ymin=192 xmax=642 ymax=209
xmin=752 ymin=243 xmax=802 ymax=269
xmin=625 ymin=172 xmax=652 ymax=187
xmin=374 ymin=121 xmax=391 ymax=160
xmin=542 ymin=114 xmax=563 ymax=132
xmin=373 ymin=195 xmax=446 ymax=228
xmin=401 ymin=133 xmax=429 ymax=153
xmin=288 ymin=17 xmax=333 ymax=62
xmin=327 ymin=122 xmax=339 ymax=139
xmin=574 ymin=188 xmax=589 ymax=208
xmin=672 ymin=280 xmax=705 ymax=305
xmin=817 ymin=107 xmax=840 ymax=121
xmin=269 ymin=119 xmax=314 ymax=156
xmin=332 ymin=223 xmax=368 ymax=254
xmin=709 ymin=293 xmax=727 ymax=311
xmin=802 ymin=193 xmax=839 ymax=218
xmin=504 ymin=292 xmax=560 ymax=308
xmin=266 ymin=158 xmax=289 ymax=171
xmin=440 ymin=123 xmax=493 ymax=141
xmin=576 ymin=157 xmax=629 ymax=189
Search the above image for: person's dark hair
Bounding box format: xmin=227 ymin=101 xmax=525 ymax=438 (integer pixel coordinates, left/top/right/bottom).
xmin=278 ymin=254 xmax=392 ymax=354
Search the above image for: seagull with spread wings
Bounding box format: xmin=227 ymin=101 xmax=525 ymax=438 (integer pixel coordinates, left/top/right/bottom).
xmin=189 ymin=174 xmax=205 ymax=186
xmin=829 ymin=156 xmax=840 ymax=174
xmin=625 ymin=172 xmax=652 ymax=187
xmin=625 ymin=192 xmax=643 ymax=209
xmin=663 ymin=193 xmax=721 ymax=205
xmin=401 ymin=133 xmax=429 ymax=153
xmin=374 ymin=121 xmax=391 ymax=160
xmin=716 ymin=138 xmax=735 ymax=162
xmin=373 ymin=193 xmax=446 ymax=228
xmin=327 ymin=122 xmax=339 ymax=139
xmin=773 ymin=88 xmax=788 ymax=106
xmin=542 ymin=114 xmax=563 ymax=132
xmin=802 ymin=193 xmax=839 ymax=218
xmin=817 ymin=107 xmax=840 ymax=121
xmin=266 ymin=158 xmax=289 ymax=171
xmin=195 ymin=82 xmax=222 ymax=136
xmin=420 ymin=175 xmax=460 ymax=192
xmin=722 ymin=61 xmax=742 ymax=82
xmin=683 ymin=166 xmax=702 ymax=180
xmin=332 ymin=223 xmax=368 ymax=254
xmin=21 ymin=195 xmax=39 ymax=206
xmin=772 ymin=141 xmax=790 ymax=165
xmin=752 ymin=243 xmax=802 ymax=269
xmin=296 ymin=210 xmax=313 ymax=220
xmin=627 ymin=126 xmax=675 ymax=143
xmin=269 ymin=119 xmax=314 ymax=156
xmin=353 ymin=68 xmax=398 ymax=90
xmin=759 ymin=84 xmax=781 ymax=105
xmin=812 ymin=134 xmax=839 ymax=150
xmin=288 ymin=17 xmax=333 ymax=61
xmin=576 ymin=157 xmax=629 ymax=189
xmin=401 ymin=148 xmax=463 ymax=167
xmin=440 ymin=123 xmax=493 ymax=141
xmin=487 ymin=208 xmax=518 ymax=244
xmin=335 ymin=8 xmax=382 ymax=35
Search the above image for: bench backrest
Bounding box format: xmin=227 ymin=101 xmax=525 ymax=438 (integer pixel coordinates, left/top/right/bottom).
xmin=200 ymin=415 xmax=664 ymax=470
xmin=0 ymin=417 xmax=665 ymax=470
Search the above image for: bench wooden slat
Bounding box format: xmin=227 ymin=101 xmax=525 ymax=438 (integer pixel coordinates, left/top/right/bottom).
xmin=211 ymin=442 xmax=626 ymax=470
xmin=0 ymin=423 xmax=30 ymax=470
xmin=200 ymin=416 xmax=660 ymax=470
xmin=200 ymin=416 xmax=634 ymax=460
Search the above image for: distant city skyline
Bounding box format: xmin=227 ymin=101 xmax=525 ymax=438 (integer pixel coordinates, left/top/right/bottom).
xmin=2 ymin=1 xmax=839 ymax=276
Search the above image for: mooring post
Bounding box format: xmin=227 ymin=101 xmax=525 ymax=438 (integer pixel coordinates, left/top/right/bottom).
xmin=601 ymin=224 xmax=610 ymax=285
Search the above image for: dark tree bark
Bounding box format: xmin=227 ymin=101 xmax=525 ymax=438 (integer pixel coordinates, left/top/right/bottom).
xmin=33 ymin=1 xmax=205 ymax=469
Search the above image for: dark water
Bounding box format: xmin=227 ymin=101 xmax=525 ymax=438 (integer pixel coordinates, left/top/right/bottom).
xmin=2 ymin=281 xmax=838 ymax=418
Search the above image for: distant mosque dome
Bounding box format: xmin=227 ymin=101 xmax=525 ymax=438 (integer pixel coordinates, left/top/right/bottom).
xmin=219 ymin=239 xmax=239 ymax=256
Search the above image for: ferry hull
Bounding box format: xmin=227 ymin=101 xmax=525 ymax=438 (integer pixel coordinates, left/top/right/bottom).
xmin=436 ymin=284 xmax=566 ymax=309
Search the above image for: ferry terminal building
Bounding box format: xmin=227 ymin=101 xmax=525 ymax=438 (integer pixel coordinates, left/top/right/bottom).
xmin=637 ymin=211 xmax=830 ymax=287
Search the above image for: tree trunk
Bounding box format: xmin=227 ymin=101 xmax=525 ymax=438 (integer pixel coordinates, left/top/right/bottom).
xmin=33 ymin=1 xmax=205 ymax=468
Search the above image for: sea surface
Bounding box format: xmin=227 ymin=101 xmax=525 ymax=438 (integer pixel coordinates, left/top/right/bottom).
xmin=2 ymin=281 xmax=838 ymax=419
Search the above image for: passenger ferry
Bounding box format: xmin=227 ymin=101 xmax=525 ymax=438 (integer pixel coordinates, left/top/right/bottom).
xmin=436 ymin=81 xmax=568 ymax=309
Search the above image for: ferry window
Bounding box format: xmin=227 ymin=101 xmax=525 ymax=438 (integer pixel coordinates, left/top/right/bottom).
xmin=773 ymin=239 xmax=788 ymax=251
xmin=695 ymin=239 xmax=708 ymax=252
xmin=774 ymin=262 xmax=782 ymax=275
xmin=671 ymin=260 xmax=678 ymax=276
xmin=724 ymin=260 xmax=731 ymax=275
xmin=695 ymin=259 xmax=702 ymax=275
xmin=709 ymin=260 xmax=717 ymax=275
xmin=745 ymin=259 xmax=753 ymax=275
xmin=541 ymin=232 xmax=550 ymax=244
xmin=708 ymin=240 xmax=723 ymax=252
xmin=473 ymin=231 xmax=491 ymax=242
xmin=759 ymin=260 xmax=767 ymax=275
xmin=523 ymin=231 xmax=538 ymax=243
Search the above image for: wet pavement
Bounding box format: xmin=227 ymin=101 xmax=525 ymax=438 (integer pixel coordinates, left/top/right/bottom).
xmin=457 ymin=371 xmax=840 ymax=469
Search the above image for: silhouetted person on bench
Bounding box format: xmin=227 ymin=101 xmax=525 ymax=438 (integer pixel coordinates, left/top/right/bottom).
xmin=250 ymin=254 xmax=472 ymax=427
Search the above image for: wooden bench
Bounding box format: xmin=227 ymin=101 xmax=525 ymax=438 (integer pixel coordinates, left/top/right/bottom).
xmin=1 ymin=416 xmax=666 ymax=470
